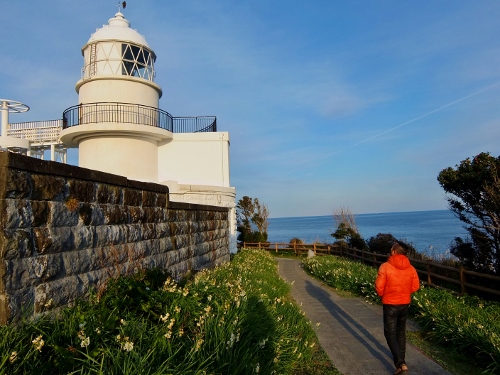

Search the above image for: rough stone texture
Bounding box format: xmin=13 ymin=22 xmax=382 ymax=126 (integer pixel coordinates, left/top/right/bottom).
xmin=0 ymin=152 xmax=230 ymax=324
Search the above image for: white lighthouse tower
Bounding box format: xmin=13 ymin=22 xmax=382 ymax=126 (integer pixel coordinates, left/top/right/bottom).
xmin=59 ymin=9 xmax=237 ymax=252
xmin=60 ymin=11 xmax=171 ymax=181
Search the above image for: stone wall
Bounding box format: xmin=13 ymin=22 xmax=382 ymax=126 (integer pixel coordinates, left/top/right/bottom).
xmin=0 ymin=152 xmax=230 ymax=324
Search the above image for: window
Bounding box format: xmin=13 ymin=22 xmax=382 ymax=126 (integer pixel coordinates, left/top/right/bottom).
xmin=121 ymin=43 xmax=155 ymax=79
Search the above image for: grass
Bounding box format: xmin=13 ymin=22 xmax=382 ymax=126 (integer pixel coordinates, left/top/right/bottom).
xmin=302 ymin=255 xmax=500 ymax=375
xmin=0 ymin=249 xmax=338 ymax=375
xmin=406 ymin=331 xmax=484 ymax=375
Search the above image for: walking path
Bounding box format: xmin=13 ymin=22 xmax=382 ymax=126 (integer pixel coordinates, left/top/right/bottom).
xmin=276 ymin=258 xmax=453 ymax=375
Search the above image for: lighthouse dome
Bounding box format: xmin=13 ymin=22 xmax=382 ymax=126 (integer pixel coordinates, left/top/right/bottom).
xmin=79 ymin=11 xmax=157 ymax=82
xmin=87 ymin=12 xmax=150 ymax=48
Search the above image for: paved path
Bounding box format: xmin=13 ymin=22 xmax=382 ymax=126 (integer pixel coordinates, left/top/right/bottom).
xmin=276 ymin=258 xmax=453 ymax=375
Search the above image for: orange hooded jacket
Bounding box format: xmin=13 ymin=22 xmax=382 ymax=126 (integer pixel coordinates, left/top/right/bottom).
xmin=375 ymin=254 xmax=420 ymax=305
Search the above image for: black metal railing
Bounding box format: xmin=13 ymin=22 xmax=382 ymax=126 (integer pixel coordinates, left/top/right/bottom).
xmin=173 ymin=116 xmax=217 ymax=133
xmin=62 ymin=102 xmax=216 ymax=133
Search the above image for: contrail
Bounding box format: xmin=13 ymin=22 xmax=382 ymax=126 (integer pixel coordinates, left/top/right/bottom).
xmin=283 ymin=81 xmax=500 ymax=177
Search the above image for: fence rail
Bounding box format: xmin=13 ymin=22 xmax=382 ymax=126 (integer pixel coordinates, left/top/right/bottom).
xmin=62 ymin=102 xmax=217 ymax=133
xmin=8 ymin=119 xmax=63 ymax=144
xmin=239 ymin=242 xmax=500 ymax=299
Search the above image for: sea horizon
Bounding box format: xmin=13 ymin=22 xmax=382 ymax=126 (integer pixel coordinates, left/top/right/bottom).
xmin=269 ymin=208 xmax=449 ymax=220
xmin=267 ymin=209 xmax=467 ymax=256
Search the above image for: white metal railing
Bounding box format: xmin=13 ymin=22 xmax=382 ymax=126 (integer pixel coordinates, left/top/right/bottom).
xmin=8 ymin=120 xmax=63 ymax=144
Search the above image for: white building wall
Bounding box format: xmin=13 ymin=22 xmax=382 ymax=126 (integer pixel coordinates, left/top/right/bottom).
xmin=157 ymin=132 xmax=230 ymax=187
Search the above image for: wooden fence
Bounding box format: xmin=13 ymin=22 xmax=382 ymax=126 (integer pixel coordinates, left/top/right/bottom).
xmin=239 ymin=242 xmax=500 ymax=299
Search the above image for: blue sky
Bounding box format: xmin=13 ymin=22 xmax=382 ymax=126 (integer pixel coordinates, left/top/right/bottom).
xmin=2 ymin=1 xmax=500 ymax=218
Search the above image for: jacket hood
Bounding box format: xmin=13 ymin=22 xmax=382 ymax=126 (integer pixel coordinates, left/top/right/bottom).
xmin=388 ymin=254 xmax=411 ymax=270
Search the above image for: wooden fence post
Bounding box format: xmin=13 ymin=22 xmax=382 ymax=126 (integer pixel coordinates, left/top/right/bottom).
xmin=258 ymin=242 xmax=261 ymax=249
xmin=426 ymin=261 xmax=432 ymax=286
xmin=243 ymin=242 xmax=246 ymax=248
xmin=460 ymin=267 xmax=466 ymax=295
xmin=314 ymin=242 xmax=316 ymax=255
xmin=294 ymin=242 xmax=297 ymax=256
xmin=275 ymin=243 xmax=278 ymax=253
xmin=327 ymin=245 xmax=330 ymax=255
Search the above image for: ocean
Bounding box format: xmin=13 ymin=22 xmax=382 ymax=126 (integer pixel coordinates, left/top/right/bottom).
xmin=267 ymin=210 xmax=468 ymax=257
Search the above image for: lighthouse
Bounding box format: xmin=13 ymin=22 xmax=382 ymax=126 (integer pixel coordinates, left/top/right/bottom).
xmin=59 ymin=9 xmax=237 ymax=252
xmin=60 ymin=11 xmax=171 ymax=182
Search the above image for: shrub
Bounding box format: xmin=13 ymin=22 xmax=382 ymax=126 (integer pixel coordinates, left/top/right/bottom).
xmin=0 ymin=250 xmax=334 ymax=374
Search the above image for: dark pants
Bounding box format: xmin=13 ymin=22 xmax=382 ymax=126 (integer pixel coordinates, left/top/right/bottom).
xmin=383 ymin=304 xmax=409 ymax=368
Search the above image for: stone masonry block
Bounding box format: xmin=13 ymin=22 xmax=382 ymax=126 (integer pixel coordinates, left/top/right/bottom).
xmin=166 ymin=250 xmax=180 ymax=268
xmin=71 ymin=225 xmax=95 ymax=250
xmin=31 ymin=254 xmax=63 ymax=282
xmin=158 ymin=237 xmax=173 ymax=252
xmin=157 ymin=193 xmax=167 ymax=208
xmin=38 ymin=226 xmax=73 ymax=254
xmin=177 ymin=247 xmax=192 ymax=262
xmin=50 ymin=201 xmax=79 ymax=227
xmin=154 ymin=222 xmax=170 ymax=238
xmin=176 ymin=234 xmax=189 ymax=249
xmin=62 ymin=248 xmax=97 ymax=276
xmin=104 ymin=204 xmax=129 ymax=225
xmin=86 ymin=204 xmax=105 ymax=226
xmin=123 ymin=188 xmax=142 ymax=206
xmin=79 ymin=203 xmax=106 ymax=226
xmin=147 ymin=239 xmax=161 ymax=255
xmin=6 ymin=287 xmax=34 ymax=322
xmin=175 ymin=221 xmax=189 ymax=236
xmin=31 ymin=200 xmax=50 ymax=227
xmin=32 ymin=175 xmax=66 ymax=201
xmin=33 ymin=227 xmax=54 ymax=254
xmin=142 ymin=190 xmax=156 ymax=207
xmin=1 ymin=199 xmax=33 ymax=229
xmin=189 ymin=221 xmax=200 ymax=233
xmin=2 ymin=229 xmax=34 ymax=259
xmin=93 ymin=225 xmax=127 ymax=247
xmin=142 ymin=223 xmax=156 ymax=241
xmin=0 ymin=169 xmax=31 ymax=199
xmin=4 ymin=258 xmax=37 ymax=291
xmin=167 ymin=210 xmax=178 ymax=222
xmin=97 ymin=184 xmax=122 ymax=205
xmin=127 ymin=224 xmax=142 ymax=243
xmin=142 ymin=253 xmax=168 ymax=270
xmin=34 ymin=275 xmax=81 ymax=314
xmin=128 ymin=206 xmax=145 ymax=224
xmin=68 ymin=179 xmax=96 ymax=202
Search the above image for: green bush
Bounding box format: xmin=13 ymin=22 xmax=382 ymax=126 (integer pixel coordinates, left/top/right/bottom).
xmin=0 ymin=250 xmax=335 ymax=375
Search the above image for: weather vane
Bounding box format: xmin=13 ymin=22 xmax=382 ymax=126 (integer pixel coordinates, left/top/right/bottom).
xmin=117 ymin=1 xmax=127 ymax=12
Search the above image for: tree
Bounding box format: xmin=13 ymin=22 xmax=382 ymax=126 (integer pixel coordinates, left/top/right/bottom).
xmin=367 ymin=233 xmax=398 ymax=254
xmin=437 ymin=152 xmax=500 ymax=274
xmin=331 ymin=207 xmax=368 ymax=250
xmin=252 ymin=198 xmax=269 ymax=235
xmin=236 ymin=196 xmax=269 ymax=243
xmin=366 ymin=234 xmax=418 ymax=257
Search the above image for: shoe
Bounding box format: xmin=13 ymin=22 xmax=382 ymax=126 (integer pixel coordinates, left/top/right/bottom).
xmin=394 ymin=364 xmax=409 ymax=374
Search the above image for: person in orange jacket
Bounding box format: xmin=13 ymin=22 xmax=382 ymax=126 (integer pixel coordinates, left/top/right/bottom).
xmin=375 ymin=241 xmax=420 ymax=375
